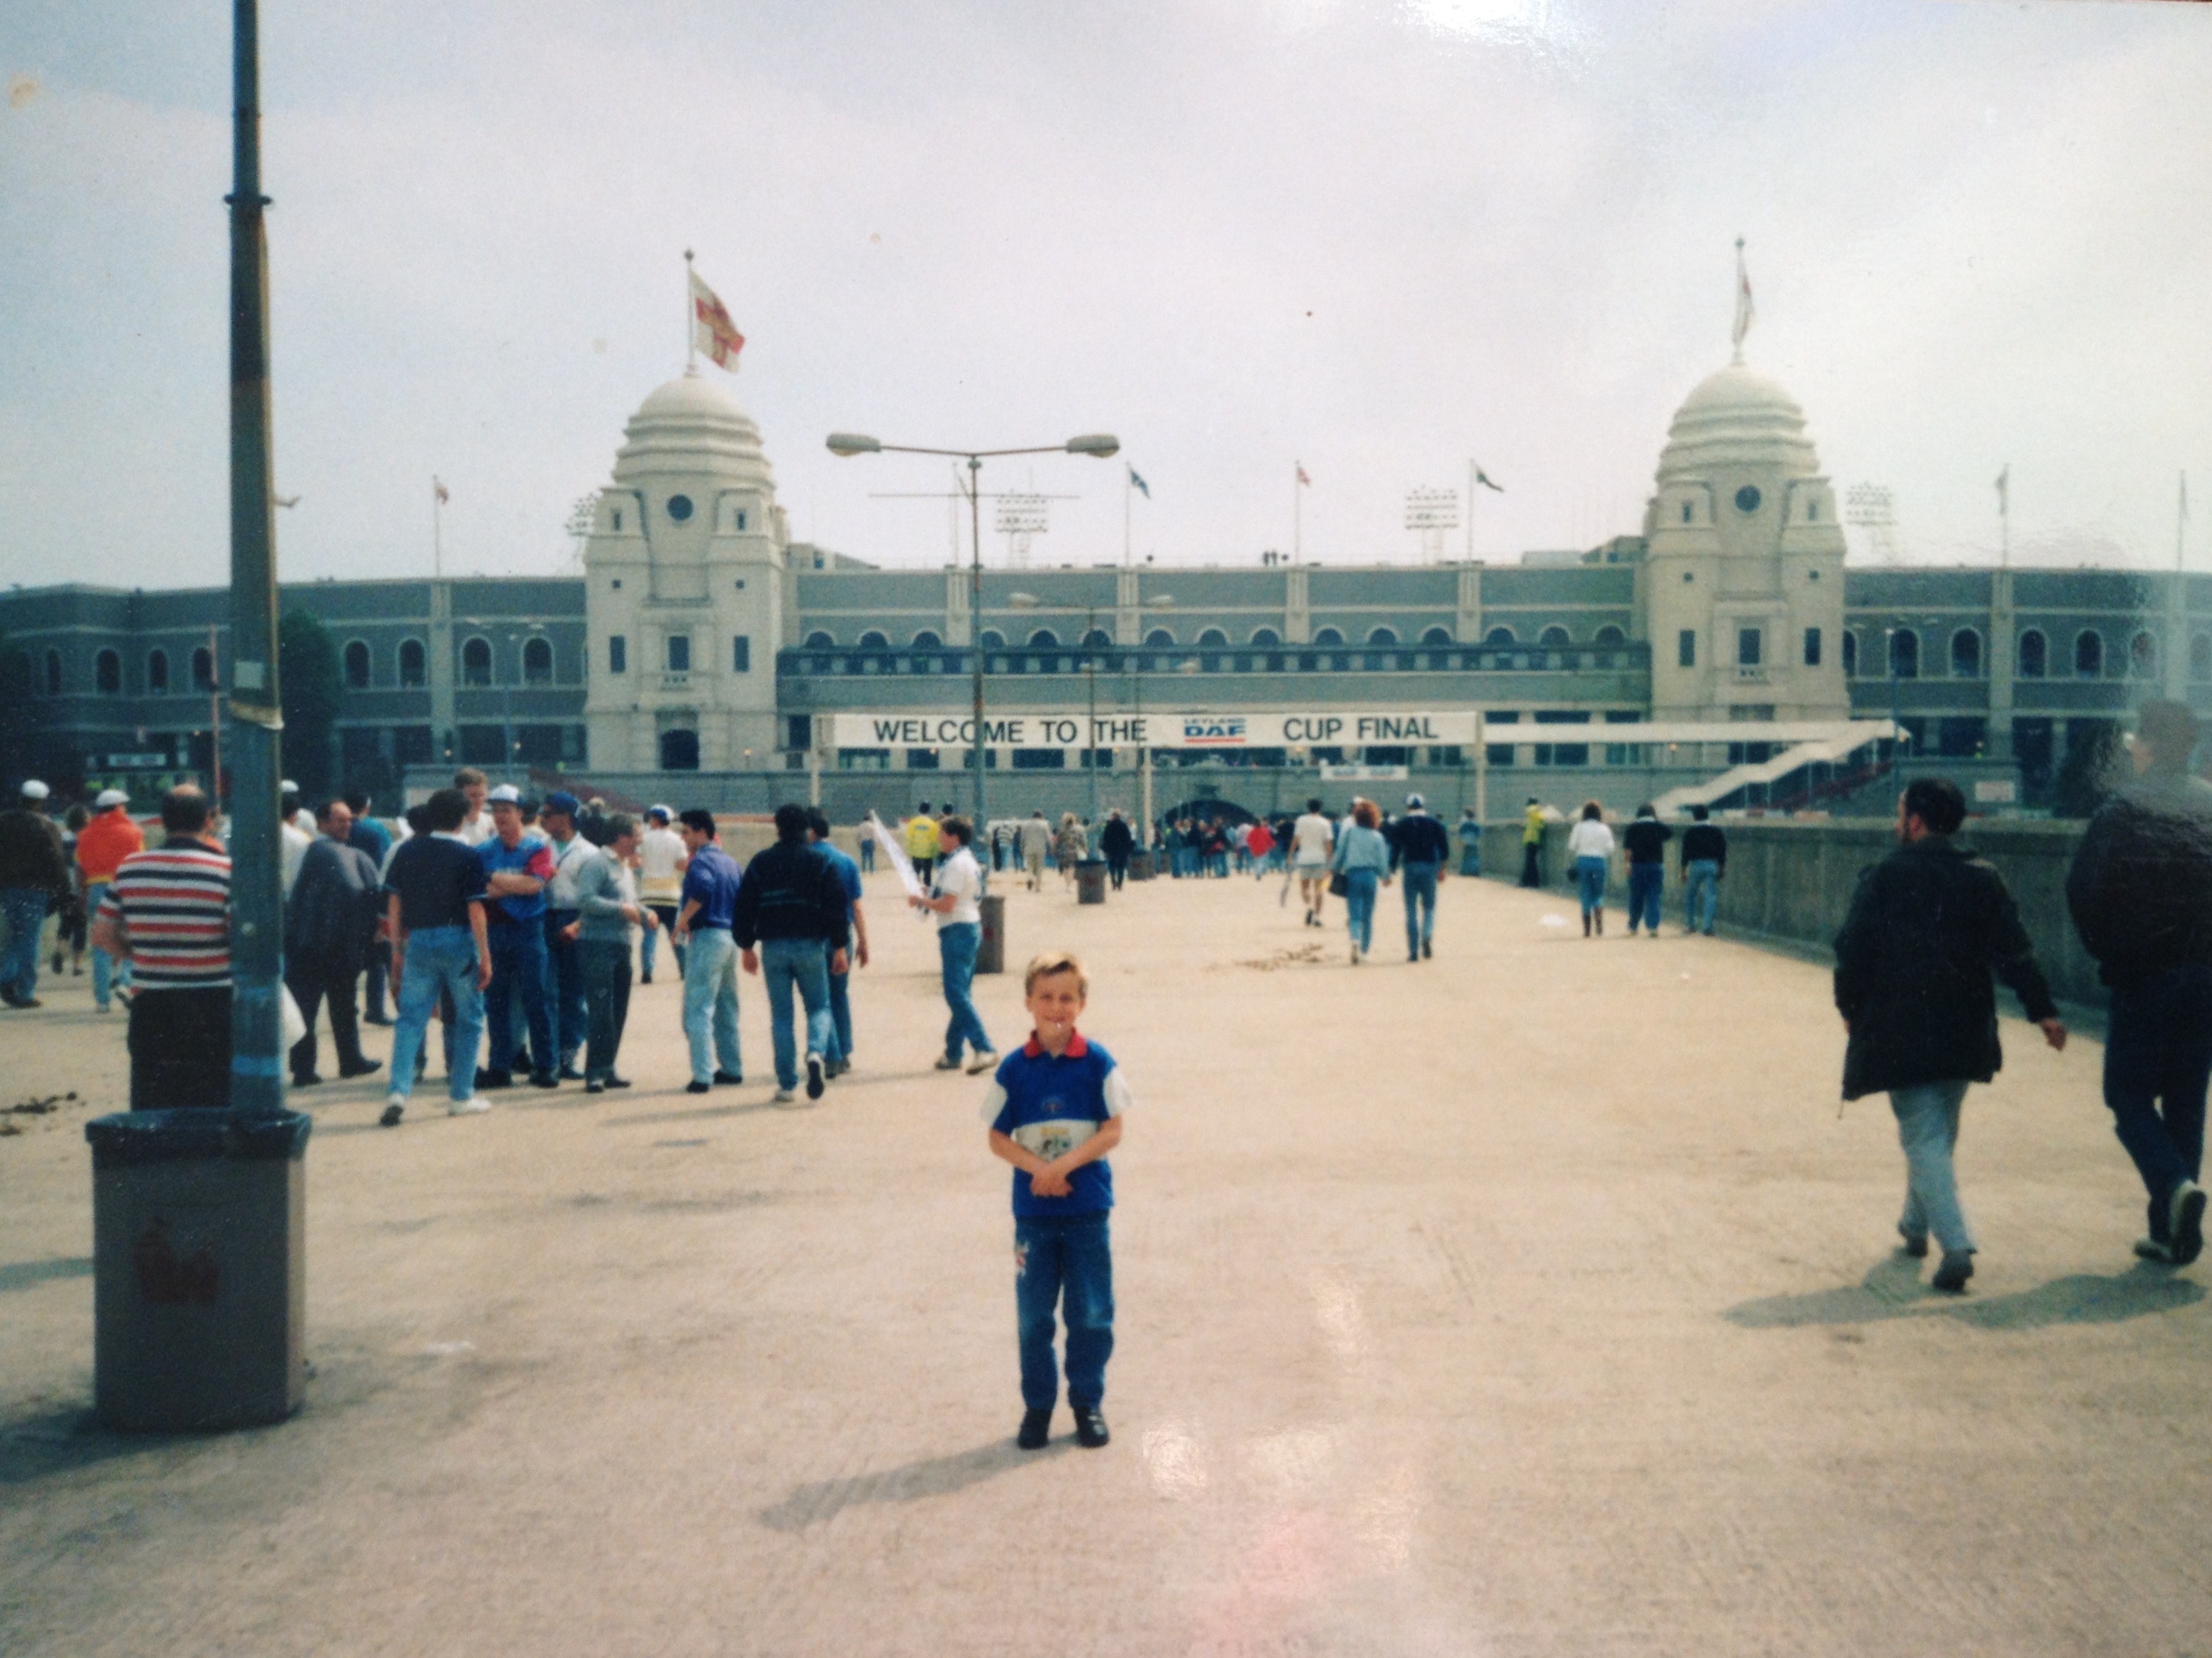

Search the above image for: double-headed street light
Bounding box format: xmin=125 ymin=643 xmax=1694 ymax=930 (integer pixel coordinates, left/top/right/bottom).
xmin=827 ymin=431 xmax=1119 ymax=827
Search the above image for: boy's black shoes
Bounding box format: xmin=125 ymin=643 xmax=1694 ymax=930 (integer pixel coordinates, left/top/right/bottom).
xmin=1016 ymin=1408 xmax=1052 ymax=1451
xmin=1073 ymin=1406 xmax=1109 ymax=1449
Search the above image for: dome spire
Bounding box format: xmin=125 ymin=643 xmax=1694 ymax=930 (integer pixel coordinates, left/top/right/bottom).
xmin=1731 ymin=236 xmax=1755 ymax=366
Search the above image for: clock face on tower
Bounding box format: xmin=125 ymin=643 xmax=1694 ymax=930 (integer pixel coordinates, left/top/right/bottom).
xmin=667 ymin=494 xmax=694 ymax=522
xmin=1734 ymin=485 xmax=1762 ymax=515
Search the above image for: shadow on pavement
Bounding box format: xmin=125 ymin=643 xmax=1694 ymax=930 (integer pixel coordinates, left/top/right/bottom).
xmin=1726 ymin=1256 xmax=2204 ymax=1331
xmin=0 ymin=1407 xmax=162 ymax=1486
xmin=0 ymin=1257 xmax=93 ymax=1293
xmin=759 ymin=1438 xmax=1070 ymax=1531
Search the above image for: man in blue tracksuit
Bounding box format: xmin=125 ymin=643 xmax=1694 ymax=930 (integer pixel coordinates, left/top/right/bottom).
xmin=1387 ymin=793 xmax=1451 ymax=962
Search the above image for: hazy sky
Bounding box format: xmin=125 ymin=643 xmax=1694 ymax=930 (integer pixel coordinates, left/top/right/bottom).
xmin=4 ymin=1 xmax=2209 ymax=591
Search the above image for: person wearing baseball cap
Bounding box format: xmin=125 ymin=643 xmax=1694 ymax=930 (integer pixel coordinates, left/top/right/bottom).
xmin=636 ymin=805 xmax=690 ymax=983
xmin=538 ymin=790 xmax=595 ymax=1079
xmin=77 ymin=789 xmax=148 ymax=1011
xmin=0 ymin=782 xmax=68 ymax=1007
xmin=1387 ymin=791 xmax=1450 ymax=962
xmin=473 ymin=782 xmax=559 ymax=1088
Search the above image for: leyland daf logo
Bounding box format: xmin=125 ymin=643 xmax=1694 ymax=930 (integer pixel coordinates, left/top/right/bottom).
xmin=1182 ymin=716 xmax=1248 ymax=745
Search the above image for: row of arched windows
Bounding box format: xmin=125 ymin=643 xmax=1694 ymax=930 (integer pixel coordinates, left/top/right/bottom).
xmin=804 ymin=623 xmax=1634 ymax=651
xmin=42 ymin=636 xmax=565 ymax=696
xmin=1847 ymin=625 xmax=2168 ymax=681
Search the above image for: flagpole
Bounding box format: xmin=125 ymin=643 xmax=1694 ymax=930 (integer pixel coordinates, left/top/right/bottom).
xmin=1294 ymin=462 xmax=1303 ymax=563
xmin=1998 ymin=464 xmax=2010 ymax=569
xmin=1467 ymin=459 xmax=1476 ymax=562
xmin=1124 ymin=466 xmax=1132 ymax=568
xmin=432 ymin=476 xmax=443 ymax=579
xmin=683 ymin=248 xmax=697 ymax=373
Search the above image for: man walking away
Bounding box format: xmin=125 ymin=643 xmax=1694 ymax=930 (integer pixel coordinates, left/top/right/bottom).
xmin=636 ymin=805 xmax=689 ymax=983
xmin=0 ymin=780 xmax=68 ymax=1008
xmin=809 ymin=809 xmax=868 ymax=1077
xmin=474 ymin=785 xmax=559 ymax=1090
xmin=1834 ymin=777 xmax=2067 ymax=1293
xmin=907 ymin=804 xmax=941 ymax=887
xmin=674 ymin=808 xmax=745 ymax=1094
xmin=568 ymin=812 xmax=654 ymax=1093
xmin=1520 ymin=796 xmax=1546 ymax=888
xmin=538 ymin=791 xmax=595 ymax=1079
xmin=1100 ymin=809 xmax=1135 ymax=890
xmin=2066 ymin=699 xmax=2212 ymax=1265
xmin=91 ymin=785 xmax=233 ymax=1107
xmin=735 ymin=803 xmax=850 ymax=1104
xmin=344 ymin=791 xmax=393 ymax=1024
xmin=1681 ymin=805 xmax=1726 ymax=936
xmin=1020 ymin=811 xmax=1051 ymax=892
xmin=1622 ymin=804 xmax=1671 ymax=938
xmin=1388 ymin=793 xmax=1450 ymax=961
xmin=76 ymin=788 xmax=144 ymax=1013
xmin=1290 ymin=798 xmax=1335 ymax=927
xmin=857 ymin=817 xmax=877 ymax=872
xmin=284 ymin=798 xmax=385 ymax=1086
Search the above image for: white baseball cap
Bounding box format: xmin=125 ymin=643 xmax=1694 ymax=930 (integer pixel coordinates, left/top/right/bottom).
xmin=20 ymin=779 xmax=50 ymax=800
xmin=487 ymin=784 xmax=523 ymax=805
xmin=95 ymin=789 xmax=129 ymax=808
xmin=646 ymin=804 xmax=672 ymax=821
xmin=280 ymin=779 xmax=299 ymax=793
xmin=1405 ymin=792 xmax=1426 ymax=808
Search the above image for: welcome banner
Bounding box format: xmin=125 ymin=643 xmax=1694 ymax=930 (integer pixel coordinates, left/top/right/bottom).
xmin=829 ymin=710 xmax=1483 ymax=750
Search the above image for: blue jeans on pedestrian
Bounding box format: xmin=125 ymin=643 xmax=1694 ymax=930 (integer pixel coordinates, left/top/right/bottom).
xmin=1015 ymin=1212 xmax=1114 ymax=1410
xmin=859 ymin=839 xmax=875 ymax=872
xmin=390 ymin=926 xmax=484 ymax=1104
xmin=1627 ymin=862 xmax=1663 ymax=933
xmin=1574 ymin=855 xmax=1608 ymax=916
xmin=1 ymin=887 xmax=47 ymax=1001
xmin=1400 ymin=860 xmax=1439 ymax=957
xmin=824 ymin=939 xmax=854 ymax=1065
xmin=938 ymin=921 xmax=992 ymax=1063
xmin=2103 ymin=964 xmax=2212 ymax=1244
xmin=545 ymin=909 xmax=586 ymax=1070
xmin=483 ymin=921 xmax=553 ymax=1079
xmin=683 ymin=927 xmax=742 ymax=1084
xmin=1891 ymin=1079 xmax=1974 ymax=1255
xmin=1684 ymin=859 xmax=1720 ymax=934
xmin=86 ymin=881 xmax=130 ymax=1008
xmin=1343 ymin=867 xmax=1378 ymax=952
xmin=761 ymin=935 xmax=832 ymax=1090
xmin=1458 ymin=840 xmax=1481 ymax=877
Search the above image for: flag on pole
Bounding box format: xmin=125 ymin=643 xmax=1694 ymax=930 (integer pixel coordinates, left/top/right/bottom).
xmin=1731 ymin=236 xmax=1755 ymax=361
xmin=1128 ymin=465 xmax=1151 ymax=499
xmin=434 ymin=478 xmax=449 ymax=504
xmin=1474 ymin=465 xmax=1503 ymax=493
xmin=689 ymin=268 xmax=746 ymax=371
xmin=1296 ymin=463 xmax=1311 ymax=487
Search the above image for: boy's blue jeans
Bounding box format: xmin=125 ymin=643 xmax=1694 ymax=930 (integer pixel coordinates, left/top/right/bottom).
xmin=939 ymin=922 xmax=992 ymax=1061
xmin=1684 ymin=859 xmax=1720 ymax=934
xmin=761 ymin=935 xmax=831 ymax=1089
xmin=1627 ymin=862 xmax=1663 ymax=932
xmin=1015 ymin=1212 xmax=1114 ymax=1410
xmin=389 ymin=926 xmax=483 ymax=1103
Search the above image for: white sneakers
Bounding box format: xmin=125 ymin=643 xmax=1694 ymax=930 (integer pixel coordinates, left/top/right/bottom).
xmin=964 ymin=1049 xmax=997 ymax=1075
xmin=448 ymin=1097 xmax=491 ymax=1117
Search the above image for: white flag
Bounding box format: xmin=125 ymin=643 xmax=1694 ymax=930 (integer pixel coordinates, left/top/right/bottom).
xmin=690 ymin=269 xmax=745 ymax=371
xmin=1731 ymin=238 xmax=1755 ymax=358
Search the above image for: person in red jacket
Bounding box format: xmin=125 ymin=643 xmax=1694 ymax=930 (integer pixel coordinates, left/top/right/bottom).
xmin=75 ymin=789 xmax=145 ymax=1012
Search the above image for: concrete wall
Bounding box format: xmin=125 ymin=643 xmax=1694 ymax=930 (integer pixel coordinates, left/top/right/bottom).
xmin=1480 ymin=816 xmax=2104 ymax=1009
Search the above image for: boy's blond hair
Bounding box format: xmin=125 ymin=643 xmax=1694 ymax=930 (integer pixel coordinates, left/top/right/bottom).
xmin=1022 ymin=950 xmax=1089 ymax=998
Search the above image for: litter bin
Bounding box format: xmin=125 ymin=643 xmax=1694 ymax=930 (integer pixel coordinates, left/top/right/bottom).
xmin=1075 ymin=858 xmax=1109 ymax=905
xmin=978 ymin=892 xmax=1006 ymax=975
xmin=86 ymin=1109 xmax=312 ymax=1431
xmin=1128 ymin=850 xmax=1155 ymax=882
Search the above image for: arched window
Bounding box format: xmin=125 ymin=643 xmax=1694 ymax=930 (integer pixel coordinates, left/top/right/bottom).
xmin=1483 ymin=626 xmax=1516 ymax=647
xmin=1197 ymin=628 xmax=1229 ymax=647
xmin=658 ymin=729 xmax=700 ymax=771
xmin=2192 ymin=634 xmax=2212 ymax=681
xmin=147 ymin=649 xmax=169 ymax=694
xmin=805 ymin=631 xmax=835 ymax=648
xmin=1250 ymin=628 xmax=1281 ymax=646
xmin=44 ymin=650 xmax=61 ymax=696
xmin=1841 ymin=630 xmax=1858 ymax=677
xmin=462 ymin=637 xmax=493 ymax=686
xmin=1311 ymin=627 xmax=1344 ymax=646
xmin=1421 ymin=626 xmax=1454 ymax=646
xmin=1949 ymin=628 xmax=1981 ymax=679
xmin=523 ymin=637 xmax=553 ymax=685
xmin=1144 ymin=628 xmax=1174 ymax=648
xmin=1366 ymin=627 xmax=1398 ymax=646
xmin=911 ymin=630 xmax=943 ymax=649
xmin=96 ymin=648 xmax=121 ymax=695
xmin=2130 ymin=630 xmax=2158 ymax=680
xmin=2017 ymin=629 xmax=2046 ymax=678
xmin=1538 ymin=626 xmax=1571 ymax=648
xmin=979 ymin=630 xmax=1006 ymax=649
xmin=858 ymin=630 xmax=890 ymax=649
xmin=1026 ymin=630 xmax=1060 ymax=648
xmin=398 ymin=639 xmax=426 ymax=687
xmin=192 ymin=646 xmax=215 ymax=690
xmin=343 ymin=640 xmax=372 ymax=689
xmin=1080 ymin=628 xmax=1112 ymax=648
xmin=1888 ymin=628 xmax=1918 ymax=680
xmin=1592 ymin=625 xmax=1626 ymax=647
xmin=2075 ymin=630 xmax=2103 ymax=679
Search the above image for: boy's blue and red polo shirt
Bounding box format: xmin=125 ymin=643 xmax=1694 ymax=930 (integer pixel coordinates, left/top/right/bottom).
xmin=981 ymin=1030 xmax=1132 ymax=1219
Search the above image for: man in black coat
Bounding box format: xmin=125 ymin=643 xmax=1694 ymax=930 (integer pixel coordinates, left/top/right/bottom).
xmin=734 ymin=803 xmax=851 ymax=1103
xmin=1834 ymin=776 xmax=2066 ymax=1292
xmin=2066 ymin=699 xmax=2212 ymax=1265
xmin=1387 ymin=793 xmax=1452 ymax=961
xmin=1098 ymin=810 xmax=1135 ymax=890
xmin=285 ymin=798 xmax=386 ymax=1085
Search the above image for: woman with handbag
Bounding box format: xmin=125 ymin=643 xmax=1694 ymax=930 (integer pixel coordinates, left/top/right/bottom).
xmin=1329 ymin=800 xmax=1393 ymax=964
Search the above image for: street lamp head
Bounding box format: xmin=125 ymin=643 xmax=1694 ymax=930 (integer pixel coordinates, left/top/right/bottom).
xmin=826 ymin=433 xmax=882 ymax=457
xmin=1065 ymin=434 xmax=1120 ymax=458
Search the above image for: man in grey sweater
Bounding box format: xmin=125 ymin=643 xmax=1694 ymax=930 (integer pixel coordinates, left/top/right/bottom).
xmin=562 ymin=812 xmax=660 ymax=1093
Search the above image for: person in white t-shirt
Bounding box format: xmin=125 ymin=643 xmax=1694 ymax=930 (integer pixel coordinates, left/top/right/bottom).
xmin=1566 ymin=800 xmax=1616 ymax=938
xmin=636 ymin=805 xmax=690 ymax=982
xmin=452 ymin=768 xmax=495 ymax=846
xmin=1289 ymin=796 xmax=1336 ymax=929
xmin=909 ymin=814 xmax=997 ymax=1073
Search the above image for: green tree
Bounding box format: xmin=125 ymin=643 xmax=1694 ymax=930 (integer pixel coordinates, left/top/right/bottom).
xmin=278 ymin=609 xmax=344 ymax=796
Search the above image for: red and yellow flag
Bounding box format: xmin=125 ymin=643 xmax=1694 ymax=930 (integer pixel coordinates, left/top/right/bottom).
xmin=690 ymin=270 xmax=745 ymax=371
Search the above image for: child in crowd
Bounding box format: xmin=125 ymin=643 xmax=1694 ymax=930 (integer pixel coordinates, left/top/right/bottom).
xmin=982 ymin=951 xmax=1130 ymax=1451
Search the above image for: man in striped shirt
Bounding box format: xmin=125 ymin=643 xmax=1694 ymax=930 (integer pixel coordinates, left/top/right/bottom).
xmin=91 ymin=784 xmax=234 ymax=1111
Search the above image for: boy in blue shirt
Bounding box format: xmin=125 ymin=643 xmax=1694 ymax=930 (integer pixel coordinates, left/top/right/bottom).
xmin=981 ymin=950 xmax=1130 ymax=1451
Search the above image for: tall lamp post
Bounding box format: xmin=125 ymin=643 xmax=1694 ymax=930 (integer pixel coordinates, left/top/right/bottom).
xmin=827 ymin=431 xmax=1119 ymax=828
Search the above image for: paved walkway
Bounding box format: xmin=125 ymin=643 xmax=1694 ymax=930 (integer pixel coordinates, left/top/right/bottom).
xmin=1 ymin=867 xmax=2206 ymax=1655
